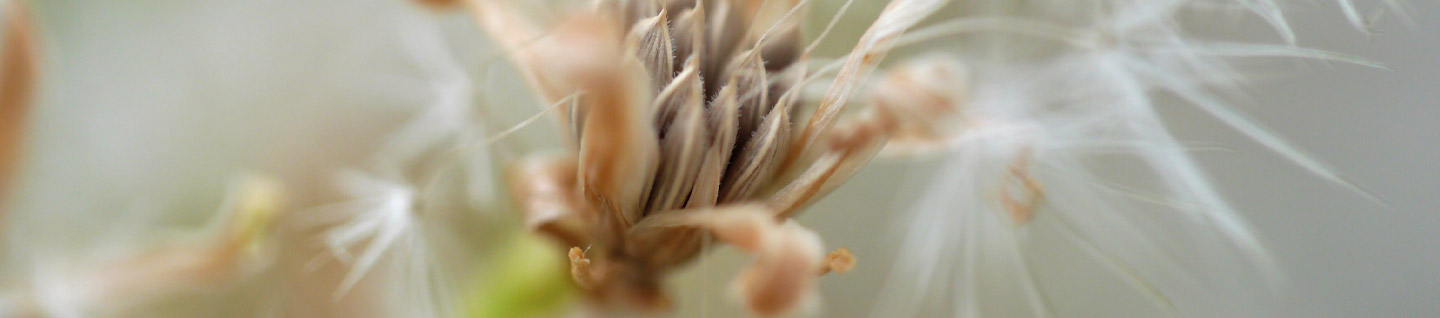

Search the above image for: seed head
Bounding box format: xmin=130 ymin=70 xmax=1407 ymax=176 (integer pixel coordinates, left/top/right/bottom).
xmin=478 ymin=0 xmax=947 ymax=314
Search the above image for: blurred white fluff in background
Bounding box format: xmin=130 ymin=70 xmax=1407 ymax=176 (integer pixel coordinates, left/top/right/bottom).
xmin=863 ymin=0 xmax=1396 ymax=317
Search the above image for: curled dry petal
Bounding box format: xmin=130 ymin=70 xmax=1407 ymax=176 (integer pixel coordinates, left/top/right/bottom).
xmin=733 ymin=221 xmax=825 ymax=317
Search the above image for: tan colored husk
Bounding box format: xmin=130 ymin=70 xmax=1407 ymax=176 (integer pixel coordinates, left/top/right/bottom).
xmin=646 ymin=58 xmax=707 ymax=214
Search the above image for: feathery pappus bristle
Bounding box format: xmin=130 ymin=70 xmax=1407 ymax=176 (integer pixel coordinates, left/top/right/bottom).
xmin=861 ymin=0 xmax=1395 ymax=316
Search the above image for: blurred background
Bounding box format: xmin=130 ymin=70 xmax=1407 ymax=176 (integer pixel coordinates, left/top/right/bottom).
xmin=2 ymin=0 xmax=1436 ymax=317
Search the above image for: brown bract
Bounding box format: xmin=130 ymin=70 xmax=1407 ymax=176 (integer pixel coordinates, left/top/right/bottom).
xmin=476 ymin=0 xmax=949 ymax=315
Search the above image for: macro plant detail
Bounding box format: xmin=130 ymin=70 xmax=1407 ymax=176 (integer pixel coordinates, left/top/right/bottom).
xmin=0 ymin=0 xmax=1419 ymax=317
xmin=476 ymin=0 xmax=941 ymax=314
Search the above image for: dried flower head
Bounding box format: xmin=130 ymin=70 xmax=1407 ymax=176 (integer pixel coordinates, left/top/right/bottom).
xmin=463 ymin=0 xmax=953 ymax=314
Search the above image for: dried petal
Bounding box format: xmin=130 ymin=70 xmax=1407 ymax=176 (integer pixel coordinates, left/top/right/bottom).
xmin=651 ymin=58 xmax=702 ymax=134
xmin=723 ymin=50 xmax=771 ymax=141
xmin=720 ymin=103 xmax=789 ymax=203
xmin=669 ymin=7 xmax=706 ymax=76
xmin=627 ymin=11 xmax=676 ymax=91
xmin=646 ymin=59 xmax=707 ymax=214
xmin=684 ymin=85 xmax=740 ymax=208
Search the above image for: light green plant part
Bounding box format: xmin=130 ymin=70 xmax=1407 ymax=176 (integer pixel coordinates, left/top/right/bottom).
xmin=463 ymin=233 xmax=575 ymax=318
